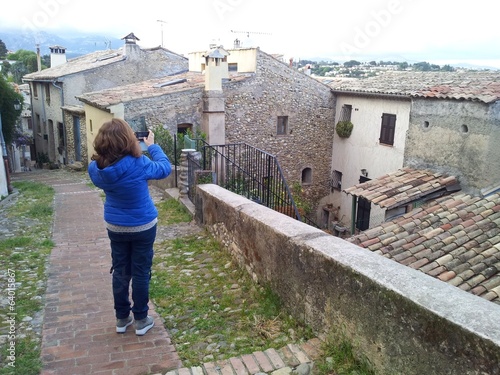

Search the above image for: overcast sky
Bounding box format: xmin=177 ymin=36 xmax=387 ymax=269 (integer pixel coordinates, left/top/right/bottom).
xmin=3 ymin=0 xmax=500 ymax=68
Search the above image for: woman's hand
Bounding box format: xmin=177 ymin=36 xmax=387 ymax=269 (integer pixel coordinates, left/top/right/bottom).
xmin=144 ymin=130 xmax=155 ymax=147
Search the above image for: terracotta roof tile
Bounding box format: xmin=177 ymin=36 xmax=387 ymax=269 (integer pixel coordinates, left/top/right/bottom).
xmin=408 ymin=258 xmax=429 ymax=269
xmin=471 ymin=285 xmax=487 ymax=296
xmin=435 ymin=254 xmax=454 ymax=266
xmin=348 ymin=191 xmax=500 ymax=305
xmin=439 ymin=271 xmax=456 ymax=282
xmin=489 ymin=285 xmax=500 ymax=298
xmin=482 ymin=275 xmax=500 ymax=290
xmin=420 ymin=261 xmax=439 ymax=273
xmin=367 ymin=242 xmax=383 ymax=251
xmin=329 ymin=71 xmax=500 ymax=104
xmin=427 ymin=265 xmax=446 ymax=277
xmin=343 ymin=168 xmax=459 ymax=209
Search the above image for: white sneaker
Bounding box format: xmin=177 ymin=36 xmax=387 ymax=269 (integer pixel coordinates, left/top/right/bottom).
xmin=116 ymin=316 xmax=134 ymax=333
xmin=135 ymin=316 xmax=154 ymax=336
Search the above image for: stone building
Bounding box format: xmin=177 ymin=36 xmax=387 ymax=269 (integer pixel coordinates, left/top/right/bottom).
xmin=327 ymin=71 xmax=500 ymax=233
xmin=77 ymin=47 xmax=335 ymax=225
xmin=22 ymin=33 xmax=188 ymax=166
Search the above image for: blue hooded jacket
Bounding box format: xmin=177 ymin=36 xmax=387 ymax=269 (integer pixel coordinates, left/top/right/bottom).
xmin=88 ymin=144 xmax=172 ymax=226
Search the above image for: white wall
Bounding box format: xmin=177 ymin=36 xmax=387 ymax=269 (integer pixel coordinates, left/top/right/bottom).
xmin=330 ymin=94 xmax=411 ymax=229
xmin=0 ymin=157 xmax=7 ymax=197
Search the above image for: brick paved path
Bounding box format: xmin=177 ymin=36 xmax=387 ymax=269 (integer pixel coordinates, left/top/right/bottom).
xmin=12 ymin=170 xmax=324 ymax=375
xmin=16 ymin=171 xmax=181 ymax=375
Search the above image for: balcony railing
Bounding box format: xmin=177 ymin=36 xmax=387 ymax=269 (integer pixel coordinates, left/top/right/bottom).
xmin=186 ymin=140 xmax=303 ymax=222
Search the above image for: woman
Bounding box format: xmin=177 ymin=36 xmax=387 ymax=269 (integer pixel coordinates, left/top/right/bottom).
xmin=88 ymin=118 xmax=171 ymax=336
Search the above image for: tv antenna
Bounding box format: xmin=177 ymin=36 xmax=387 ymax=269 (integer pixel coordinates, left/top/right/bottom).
xmin=157 ymin=20 xmax=167 ymax=47
xmin=230 ymin=30 xmax=272 ymax=37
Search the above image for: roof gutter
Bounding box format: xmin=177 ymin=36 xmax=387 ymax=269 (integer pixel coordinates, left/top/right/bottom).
xmin=331 ymin=90 xmax=411 ymax=101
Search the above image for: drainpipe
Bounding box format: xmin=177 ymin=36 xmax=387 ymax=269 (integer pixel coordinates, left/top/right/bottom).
xmin=52 ymin=81 xmax=67 ymax=165
xmin=350 ymin=195 xmax=357 ymax=235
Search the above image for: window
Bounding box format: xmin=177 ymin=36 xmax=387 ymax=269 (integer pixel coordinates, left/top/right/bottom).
xmin=33 ymin=83 xmax=38 ymax=99
xmin=277 ymin=116 xmax=288 ymax=135
xmin=57 ymin=122 xmax=64 ymax=146
xmin=36 ymin=114 xmax=41 ymax=133
xmin=331 ymin=170 xmax=342 ymax=191
xmin=45 ymin=83 xmax=51 ymax=104
xmin=301 ymin=168 xmax=312 ymax=184
xmin=177 ymin=123 xmax=193 ymax=135
xmin=339 ymin=104 xmax=352 ymax=122
xmin=379 ymin=113 xmax=396 ymax=146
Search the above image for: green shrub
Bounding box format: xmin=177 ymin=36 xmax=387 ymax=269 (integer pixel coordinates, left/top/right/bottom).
xmin=336 ymin=121 xmax=354 ymax=138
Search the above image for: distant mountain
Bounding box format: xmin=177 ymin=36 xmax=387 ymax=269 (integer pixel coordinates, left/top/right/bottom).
xmin=0 ymin=28 xmax=123 ymax=58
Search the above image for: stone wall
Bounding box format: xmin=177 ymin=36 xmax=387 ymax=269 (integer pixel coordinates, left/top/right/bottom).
xmin=195 ymin=184 xmax=500 ymax=375
xmin=404 ymin=98 xmax=500 ymax=193
xmin=63 ymin=107 xmax=87 ymax=166
xmin=123 ymin=88 xmax=204 ymax=136
xmin=224 ymin=50 xmax=336 ymax=218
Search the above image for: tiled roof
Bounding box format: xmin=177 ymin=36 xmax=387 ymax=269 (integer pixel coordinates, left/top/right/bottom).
xmin=23 ymin=46 xmax=185 ymax=81
xmin=23 ymin=49 xmax=126 ymax=80
xmin=348 ymin=192 xmax=500 ymax=305
xmin=76 ymin=71 xmax=251 ymax=109
xmin=343 ymin=167 xmax=459 ymax=209
xmin=327 ymin=71 xmax=500 ymax=103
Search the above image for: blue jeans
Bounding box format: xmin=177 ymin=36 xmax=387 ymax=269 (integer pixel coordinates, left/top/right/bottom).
xmin=107 ymin=225 xmax=156 ymax=320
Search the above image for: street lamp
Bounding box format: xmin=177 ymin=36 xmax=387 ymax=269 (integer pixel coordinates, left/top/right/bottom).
xmin=0 ymin=99 xmax=21 ymax=194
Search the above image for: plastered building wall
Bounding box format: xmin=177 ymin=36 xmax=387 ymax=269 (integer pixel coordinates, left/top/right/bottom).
xmin=404 ymin=98 xmax=500 ymax=194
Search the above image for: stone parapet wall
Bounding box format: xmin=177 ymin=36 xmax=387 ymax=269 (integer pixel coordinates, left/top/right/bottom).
xmin=195 ymin=184 xmax=500 ymax=375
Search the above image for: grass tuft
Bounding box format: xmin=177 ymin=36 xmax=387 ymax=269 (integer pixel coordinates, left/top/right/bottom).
xmin=314 ymin=336 xmax=375 ymax=375
xmin=156 ymin=198 xmax=192 ymax=225
xmin=0 ymin=180 xmax=55 ymax=374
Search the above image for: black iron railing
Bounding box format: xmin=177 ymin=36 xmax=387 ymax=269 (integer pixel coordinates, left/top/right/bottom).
xmin=186 ymin=140 xmax=303 ymax=222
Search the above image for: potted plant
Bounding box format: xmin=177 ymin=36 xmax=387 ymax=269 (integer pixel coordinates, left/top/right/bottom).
xmin=335 ymin=120 xmax=354 ymax=138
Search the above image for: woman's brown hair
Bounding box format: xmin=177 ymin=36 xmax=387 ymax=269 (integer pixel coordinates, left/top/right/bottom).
xmin=91 ymin=118 xmax=142 ymax=168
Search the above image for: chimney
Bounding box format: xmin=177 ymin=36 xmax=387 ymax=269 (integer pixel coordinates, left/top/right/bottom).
xmin=121 ymin=32 xmax=141 ymax=60
xmin=204 ymin=47 xmax=229 ymax=91
xmin=49 ymin=45 xmax=67 ymax=67
xmin=36 ymin=44 xmax=41 ymax=71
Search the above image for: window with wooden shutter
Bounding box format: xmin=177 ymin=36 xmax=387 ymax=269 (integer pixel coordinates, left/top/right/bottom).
xmin=379 ymin=113 xmax=396 ymax=145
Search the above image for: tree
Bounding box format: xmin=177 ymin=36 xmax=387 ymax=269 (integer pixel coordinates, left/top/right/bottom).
xmin=413 ymin=61 xmax=431 ymax=71
xmin=1 ymin=61 xmax=11 ymax=77
xmin=0 ymin=74 xmax=23 ymax=144
xmin=344 ymin=60 xmax=361 ymax=68
xmin=10 ymin=62 xmax=29 ymax=84
xmin=6 ymin=50 xmax=37 ymax=83
xmin=398 ymin=62 xmax=409 ymax=70
xmin=0 ymin=40 xmax=7 ymax=58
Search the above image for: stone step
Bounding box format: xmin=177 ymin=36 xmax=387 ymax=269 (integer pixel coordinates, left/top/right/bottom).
xmin=163 ymin=338 xmax=323 ymax=375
